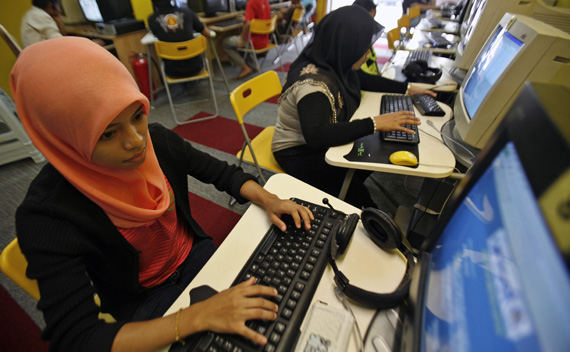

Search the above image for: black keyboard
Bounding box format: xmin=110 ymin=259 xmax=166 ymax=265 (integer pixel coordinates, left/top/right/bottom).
xmin=424 ymin=32 xmax=453 ymax=48
xmin=213 ymin=18 xmax=242 ymax=28
xmin=425 ymin=16 xmax=444 ymax=29
xmin=411 ymin=94 xmax=445 ymax=116
xmin=178 ymin=198 xmax=350 ymax=352
xmin=404 ymin=50 xmax=433 ymax=66
xmin=380 ymin=95 xmax=420 ymax=144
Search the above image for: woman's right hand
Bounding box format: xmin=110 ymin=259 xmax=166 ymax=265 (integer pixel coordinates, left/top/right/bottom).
xmin=188 ymin=277 xmax=278 ymax=345
xmin=373 ymin=111 xmax=421 ymax=134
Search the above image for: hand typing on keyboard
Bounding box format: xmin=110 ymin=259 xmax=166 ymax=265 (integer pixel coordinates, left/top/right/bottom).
xmin=373 ymin=111 xmax=421 ymax=135
xmin=187 ymin=277 xmax=280 ymax=346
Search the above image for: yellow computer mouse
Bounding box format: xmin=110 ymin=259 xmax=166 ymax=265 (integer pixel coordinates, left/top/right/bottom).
xmin=389 ymin=151 xmax=418 ymax=166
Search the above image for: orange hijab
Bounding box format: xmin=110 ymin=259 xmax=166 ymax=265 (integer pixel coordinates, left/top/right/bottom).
xmin=11 ymin=37 xmax=170 ymax=228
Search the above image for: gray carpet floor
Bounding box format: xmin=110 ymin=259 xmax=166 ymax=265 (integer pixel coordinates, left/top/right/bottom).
xmin=0 ymin=30 xmax=423 ymax=329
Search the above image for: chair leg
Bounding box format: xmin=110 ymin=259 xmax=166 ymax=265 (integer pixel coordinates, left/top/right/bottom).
xmin=209 ymin=37 xmax=230 ymax=93
xmin=160 ymin=65 xmax=181 ymax=125
xmin=271 ymin=33 xmax=285 ymax=81
xmin=240 ymin=124 xmax=267 ymax=184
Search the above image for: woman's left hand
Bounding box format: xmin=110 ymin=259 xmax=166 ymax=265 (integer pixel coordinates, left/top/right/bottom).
xmin=264 ymin=198 xmax=314 ymax=232
xmin=239 ymin=180 xmax=314 ymax=232
xmin=408 ymin=85 xmax=437 ymax=97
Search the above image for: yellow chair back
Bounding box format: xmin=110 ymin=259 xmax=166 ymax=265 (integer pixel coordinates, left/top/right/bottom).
xmin=397 ymin=14 xmax=411 ymax=29
xmin=154 ymin=36 xmax=207 ymax=61
xmin=249 ymin=15 xmax=278 ymax=35
xmin=0 ymin=239 xmax=40 ymax=300
xmin=230 ymin=70 xmax=282 ymax=125
xmin=408 ymin=5 xmax=421 ymax=19
xmin=291 ymin=8 xmax=305 ymax=23
xmin=386 ymin=27 xmax=401 ymax=51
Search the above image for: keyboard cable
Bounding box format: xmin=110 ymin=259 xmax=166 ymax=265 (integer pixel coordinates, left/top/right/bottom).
xmin=334 ymin=286 xmax=365 ymax=352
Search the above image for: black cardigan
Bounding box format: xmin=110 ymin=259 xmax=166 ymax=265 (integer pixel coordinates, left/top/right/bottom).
xmin=15 ymin=123 xmax=256 ymax=351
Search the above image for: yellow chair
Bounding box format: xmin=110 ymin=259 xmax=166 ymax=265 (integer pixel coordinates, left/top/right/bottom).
xmin=154 ymin=36 xmax=219 ymax=125
xmin=397 ymin=14 xmax=411 ymax=29
xmin=398 ymin=13 xmax=413 ymax=38
xmin=283 ymin=7 xmax=306 ymax=55
xmin=238 ymin=15 xmax=284 ymax=74
xmin=231 ymin=70 xmax=285 ymax=184
xmin=0 ymin=238 xmax=40 ymax=300
xmin=0 ymin=24 xmax=22 ymax=57
xmin=408 ymin=5 xmax=421 ymax=27
xmin=386 ymin=27 xmax=402 ymax=52
xmin=0 ymin=238 xmax=116 ymax=323
xmin=408 ymin=5 xmax=421 ymax=20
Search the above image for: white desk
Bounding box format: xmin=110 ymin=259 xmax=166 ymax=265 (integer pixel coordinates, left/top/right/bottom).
xmin=415 ymin=15 xmax=460 ymax=35
xmin=161 ymin=173 xmax=407 ymax=352
xmin=325 ymin=92 xmax=456 ymax=199
xmin=380 ymin=50 xmax=458 ymax=92
xmin=402 ymin=29 xmax=459 ymax=55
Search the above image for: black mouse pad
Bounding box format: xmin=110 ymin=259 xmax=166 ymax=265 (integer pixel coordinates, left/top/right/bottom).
xmin=189 ymin=285 xmax=219 ymax=305
xmin=343 ymin=133 xmax=419 ymax=168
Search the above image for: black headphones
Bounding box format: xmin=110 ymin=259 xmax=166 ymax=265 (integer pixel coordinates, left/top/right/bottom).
xmin=402 ymin=60 xmax=442 ymax=84
xmin=327 ymin=202 xmax=416 ymax=309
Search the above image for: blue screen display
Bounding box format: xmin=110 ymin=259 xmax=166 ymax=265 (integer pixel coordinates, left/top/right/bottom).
xmin=463 ymin=27 xmax=523 ymax=119
xmin=421 ymin=142 xmax=570 ymax=352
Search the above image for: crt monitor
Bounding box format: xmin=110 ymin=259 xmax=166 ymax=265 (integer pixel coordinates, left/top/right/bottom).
xmin=78 ymin=0 xmax=134 ymax=23
xmin=452 ymin=12 xmax=570 ymax=149
xmin=60 ymin=0 xmax=86 ymax=25
xmin=401 ymin=81 xmax=570 ymax=352
xmin=453 ymin=0 xmax=570 ymax=73
xmin=187 ymin=0 xmax=229 ymax=17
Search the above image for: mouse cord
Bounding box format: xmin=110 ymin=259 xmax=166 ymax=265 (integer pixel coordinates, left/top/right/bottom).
xmin=334 ymin=286 xmax=364 ymax=352
xmin=424 ymin=120 xmax=476 ymax=160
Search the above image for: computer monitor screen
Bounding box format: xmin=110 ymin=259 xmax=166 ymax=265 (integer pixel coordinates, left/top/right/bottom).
xmin=187 ymin=0 xmax=229 ymax=17
xmin=78 ymin=0 xmax=134 ymax=23
xmin=400 ymin=82 xmax=570 ymax=352
xmin=462 ymin=28 xmax=523 ymax=119
xmin=452 ymin=13 xmax=570 ymax=149
xmin=454 ymin=0 xmax=570 ymax=72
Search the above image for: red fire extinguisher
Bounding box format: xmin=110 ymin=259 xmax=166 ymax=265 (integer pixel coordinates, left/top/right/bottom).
xmin=130 ymin=52 xmax=153 ymax=100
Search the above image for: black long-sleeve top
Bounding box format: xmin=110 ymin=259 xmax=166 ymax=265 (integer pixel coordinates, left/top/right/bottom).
xmin=16 ymin=124 xmax=256 ymax=351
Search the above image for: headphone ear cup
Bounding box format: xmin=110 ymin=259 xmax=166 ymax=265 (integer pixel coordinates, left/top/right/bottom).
xmin=332 ymin=213 xmax=359 ymax=259
xmin=419 ymin=67 xmax=442 ymax=83
xmin=361 ymin=208 xmax=402 ymax=250
xmin=415 ymin=59 xmax=429 ymax=70
xmin=403 ymin=62 xmax=423 ymax=81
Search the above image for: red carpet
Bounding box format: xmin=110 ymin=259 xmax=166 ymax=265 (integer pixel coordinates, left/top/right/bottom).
xmin=172 ymin=112 xmax=263 ymax=155
xmin=275 ymin=62 xmax=292 ymax=72
xmin=0 ymin=285 xmax=49 ymax=351
xmin=189 ymin=192 xmax=241 ymax=247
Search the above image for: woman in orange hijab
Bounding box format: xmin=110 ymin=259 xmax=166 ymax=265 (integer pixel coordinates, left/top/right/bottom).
xmin=12 ymin=36 xmax=313 ymax=351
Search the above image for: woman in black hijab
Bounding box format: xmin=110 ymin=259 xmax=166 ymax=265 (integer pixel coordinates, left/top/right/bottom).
xmin=271 ymin=6 xmax=429 ymax=209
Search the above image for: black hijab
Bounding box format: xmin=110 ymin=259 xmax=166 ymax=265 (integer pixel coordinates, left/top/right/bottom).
xmin=282 ymin=6 xmax=383 ymax=121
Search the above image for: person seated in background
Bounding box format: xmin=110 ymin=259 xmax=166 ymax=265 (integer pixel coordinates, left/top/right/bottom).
xmin=301 ymin=0 xmax=316 ymax=28
xmin=21 ymin=0 xmax=105 ymax=48
xmin=353 ymin=0 xmax=382 ymax=76
xmin=271 ymin=6 xmax=435 ymax=210
xmin=21 ymin=0 xmax=66 ymax=48
xmin=11 ymin=36 xmax=313 ymax=351
xmin=222 ymin=0 xmax=271 ymax=79
xmin=275 ymin=0 xmax=303 ymax=40
xmin=402 ymin=0 xmax=440 ymax=14
xmin=148 ymin=0 xmax=212 ymax=79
